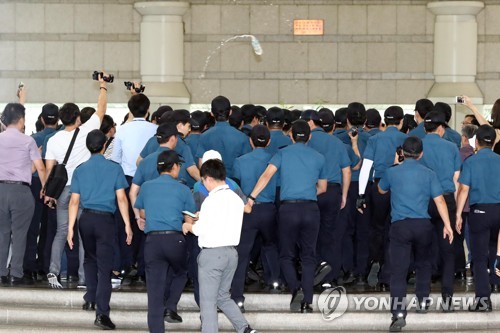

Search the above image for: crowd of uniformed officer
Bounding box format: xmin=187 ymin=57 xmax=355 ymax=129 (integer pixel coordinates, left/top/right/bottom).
xmin=1 ymin=83 xmax=500 ymax=333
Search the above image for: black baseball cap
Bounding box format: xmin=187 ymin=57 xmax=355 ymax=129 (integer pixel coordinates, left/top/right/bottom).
xmin=172 ymin=109 xmax=191 ymax=124
xmin=41 ymin=103 xmax=59 ymax=121
xmin=334 ymin=108 xmax=348 ymax=126
xmin=384 ymin=106 xmax=404 ymax=121
xmin=250 ymin=124 xmax=270 ymax=145
xmin=300 ymin=109 xmax=321 ymax=122
xmin=291 ymin=119 xmax=311 ymax=138
xmin=424 ymin=111 xmax=446 ymax=125
xmin=365 ymin=108 xmax=381 ymax=128
xmin=318 ymin=108 xmax=335 ymax=128
xmin=476 ymin=124 xmax=497 ymax=144
xmin=211 ymin=95 xmax=231 ymax=113
xmin=266 ymin=107 xmax=285 ymax=124
xmin=86 ymin=129 xmax=107 ymax=153
xmin=190 ymin=110 xmax=206 ymax=130
xmin=157 ymin=150 xmax=184 ymax=168
xmin=156 ymin=122 xmax=180 ymax=140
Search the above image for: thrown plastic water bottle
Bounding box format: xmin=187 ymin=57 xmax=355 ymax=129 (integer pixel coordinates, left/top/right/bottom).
xmin=251 ymin=36 xmax=263 ymax=56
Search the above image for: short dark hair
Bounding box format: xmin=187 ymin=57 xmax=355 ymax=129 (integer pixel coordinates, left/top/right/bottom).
xmin=204 ymin=111 xmax=215 ymax=129
xmin=128 ymin=94 xmax=150 ymax=118
xmin=402 ymin=136 xmax=423 ymax=159
xmin=59 ymin=103 xmax=81 ymax=126
xmin=291 ymin=119 xmax=311 ymax=143
xmin=86 ymin=129 xmax=107 ymax=154
xmin=80 ymin=107 xmax=96 ymax=124
xmin=266 ymin=107 xmax=285 ymax=128
xmin=228 ymin=107 xmax=243 ymax=129
xmin=241 ymin=104 xmax=256 ymax=125
xmin=283 ymin=109 xmax=301 ymax=132
xmin=433 ymin=102 xmax=452 ymax=123
xmin=347 ymin=107 xmax=366 ymax=126
xmin=200 ymin=158 xmax=226 ymax=181
xmin=415 ymin=99 xmax=434 ymax=119
xmin=100 ymin=115 xmax=115 ymax=135
xmin=151 ymin=105 xmax=173 ymax=123
xmin=401 ymin=114 xmax=418 ymax=133
xmin=35 ymin=118 xmax=44 ymax=132
xmin=1 ymin=103 xmax=25 ymax=126
xmin=424 ymin=122 xmax=442 ymax=133
xmin=464 ymin=114 xmax=480 ymax=126
xmin=211 ymin=96 xmax=231 ymax=121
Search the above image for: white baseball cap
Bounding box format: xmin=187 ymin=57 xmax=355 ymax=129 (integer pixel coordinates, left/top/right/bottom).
xmin=201 ymin=150 xmax=222 ymax=164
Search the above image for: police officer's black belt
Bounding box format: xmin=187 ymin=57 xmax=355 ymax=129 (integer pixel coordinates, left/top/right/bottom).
xmin=280 ymin=200 xmax=316 ymax=205
xmin=82 ymin=208 xmax=114 ymax=217
xmin=0 ymin=180 xmax=29 ymax=186
xmin=443 ymin=192 xmax=454 ymax=197
xmin=148 ymin=230 xmax=181 ymax=235
xmin=253 ymin=201 xmax=273 ymax=205
xmin=327 ymin=182 xmax=341 ymax=187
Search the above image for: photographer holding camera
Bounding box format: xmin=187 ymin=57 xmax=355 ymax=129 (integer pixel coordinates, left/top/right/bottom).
xmin=44 ymin=71 xmax=110 ymax=288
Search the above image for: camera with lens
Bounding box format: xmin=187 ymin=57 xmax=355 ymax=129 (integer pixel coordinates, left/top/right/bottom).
xmin=124 ymin=81 xmax=145 ymax=93
xmin=92 ymin=71 xmax=114 ymax=83
xmin=396 ymin=146 xmax=404 ymax=163
xmin=350 ymin=127 xmax=358 ymax=137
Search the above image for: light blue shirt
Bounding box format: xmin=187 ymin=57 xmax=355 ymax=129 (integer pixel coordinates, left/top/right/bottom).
xmin=112 ymin=118 xmax=158 ymax=177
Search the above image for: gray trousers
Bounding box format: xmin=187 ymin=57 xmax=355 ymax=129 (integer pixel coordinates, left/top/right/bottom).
xmin=49 ymin=186 xmax=85 ymax=281
xmin=0 ymin=183 xmax=35 ymax=278
xmin=198 ymin=246 xmax=249 ymax=333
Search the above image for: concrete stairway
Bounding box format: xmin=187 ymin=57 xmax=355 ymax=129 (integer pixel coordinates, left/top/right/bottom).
xmin=0 ymin=288 xmax=499 ymax=332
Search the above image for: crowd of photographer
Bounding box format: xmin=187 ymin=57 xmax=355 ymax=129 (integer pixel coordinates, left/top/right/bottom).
xmin=0 ymin=71 xmax=499 ymax=332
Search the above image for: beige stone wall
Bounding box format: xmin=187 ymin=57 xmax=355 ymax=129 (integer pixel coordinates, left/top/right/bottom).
xmin=1 ymin=0 xmax=500 ymax=105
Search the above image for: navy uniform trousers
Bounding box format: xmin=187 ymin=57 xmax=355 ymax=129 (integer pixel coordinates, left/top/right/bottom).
xmin=316 ymin=183 xmax=343 ymax=282
xmin=469 ymin=203 xmax=500 ymax=298
xmin=79 ymin=210 xmax=114 ymax=316
xmin=231 ymin=202 xmax=279 ymax=304
xmin=428 ymin=193 xmax=456 ymax=296
xmin=389 ymin=219 xmax=433 ymax=317
xmin=279 ymin=201 xmax=320 ymax=304
xmin=145 ymin=232 xmax=187 ymax=333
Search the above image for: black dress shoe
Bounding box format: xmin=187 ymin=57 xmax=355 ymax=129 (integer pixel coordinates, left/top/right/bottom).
xmin=10 ymin=275 xmax=32 ymax=286
xmin=376 ymin=282 xmax=389 ymax=292
xmin=367 ymin=261 xmax=380 ymax=287
xmin=67 ymin=275 xmax=79 ymax=282
xmin=236 ymin=301 xmax=245 ymax=313
xmin=441 ymin=294 xmax=454 ymax=312
xmin=133 ymin=276 xmax=146 ymax=285
xmin=342 ymin=271 xmax=356 ymax=285
xmin=416 ymin=299 xmax=430 ymax=314
xmin=469 ymin=297 xmax=492 ymax=312
xmin=301 ymin=302 xmax=313 ymax=313
xmin=406 ymin=271 xmax=416 ymax=284
xmin=243 ymin=326 xmax=259 ymax=333
xmin=389 ymin=313 xmax=406 ymax=332
xmin=0 ymin=276 xmax=8 ymax=285
xmin=313 ymin=262 xmax=332 ymax=286
xmin=290 ymin=289 xmax=304 ymax=312
xmin=94 ymin=314 xmax=116 ymax=330
xmin=83 ymin=301 xmax=96 ymax=311
xmin=23 ymin=272 xmax=36 ymax=283
xmin=164 ymin=309 xmax=182 ymax=323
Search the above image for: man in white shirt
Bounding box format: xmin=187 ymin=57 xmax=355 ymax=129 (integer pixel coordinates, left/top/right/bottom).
xmin=111 ymin=92 xmax=157 ymax=283
xmin=44 ymin=76 xmax=108 ymax=288
xmin=183 ymin=159 xmax=258 ymax=333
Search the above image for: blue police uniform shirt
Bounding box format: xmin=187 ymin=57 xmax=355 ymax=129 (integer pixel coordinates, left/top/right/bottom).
xmin=366 ymin=128 xmax=381 ymax=137
xmin=408 ymin=122 xmax=426 ymax=139
xmin=459 ymin=148 xmax=500 ymax=205
xmin=70 ymin=154 xmax=129 ymax=213
xmin=270 ymin=142 xmax=327 ymax=201
xmin=32 ymin=127 xmax=56 ymax=148
xmin=379 ymin=159 xmax=443 ymax=223
xmin=334 ymin=129 xmax=350 ymax=144
xmin=344 ymin=129 xmax=369 ymax=182
xmin=307 ymin=128 xmax=353 ymax=184
xmin=420 ymin=133 xmax=461 ymax=193
xmin=195 ymin=121 xmax=252 ymax=178
xmin=135 ymin=174 xmax=195 ymax=233
xmin=363 ymin=126 xmax=408 ymax=180
xmin=443 ymin=127 xmax=462 ymax=150
xmin=233 ymin=148 xmax=276 ymax=203
xmin=139 ymin=136 xmax=195 ymax=185
xmin=133 ymin=146 xmax=192 ymax=186
xmin=266 ymin=130 xmax=292 ymax=156
xmin=185 ymin=133 xmax=201 ymax=189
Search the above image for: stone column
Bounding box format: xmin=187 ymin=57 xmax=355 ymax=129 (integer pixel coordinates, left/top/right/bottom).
xmin=134 ymin=1 xmax=190 ymax=106
xmin=427 ymin=1 xmax=484 ymax=127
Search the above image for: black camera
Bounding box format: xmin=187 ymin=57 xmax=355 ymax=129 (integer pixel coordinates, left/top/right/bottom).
xmin=396 ymin=146 xmax=404 ymax=163
xmin=124 ymin=81 xmax=145 ymax=93
xmin=350 ymin=127 xmax=358 ymax=137
xmin=92 ymin=71 xmax=114 ymax=83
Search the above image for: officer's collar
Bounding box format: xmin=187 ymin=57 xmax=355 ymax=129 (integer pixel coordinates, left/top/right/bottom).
xmin=312 ymin=127 xmax=324 ymax=133
xmin=477 ymin=147 xmax=493 ymax=155
xmin=215 ymin=121 xmax=229 ymax=127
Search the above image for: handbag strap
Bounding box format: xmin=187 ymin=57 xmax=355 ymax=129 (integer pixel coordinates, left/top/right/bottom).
xmin=62 ymin=128 xmax=80 ymax=166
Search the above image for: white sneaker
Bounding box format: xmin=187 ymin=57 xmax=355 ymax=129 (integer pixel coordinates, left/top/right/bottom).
xmin=47 ymin=273 xmax=63 ymax=289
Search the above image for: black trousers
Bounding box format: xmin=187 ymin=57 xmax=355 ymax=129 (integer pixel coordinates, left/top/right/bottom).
xmin=79 ymin=211 xmax=114 ymax=316
xmin=231 ymin=203 xmax=279 ymax=303
xmin=279 ymin=201 xmax=320 ymax=304
xmin=316 ymin=183 xmax=343 ymax=281
xmin=145 ymin=232 xmax=187 ymax=333
xmin=428 ymin=193 xmax=456 ymax=296
xmin=350 ymin=181 xmax=372 ymax=276
xmin=389 ymin=219 xmax=433 ymax=317
xmin=469 ymin=203 xmax=500 ymax=298
xmin=38 ymin=204 xmax=57 ymax=274
xmin=187 ymin=233 xmax=201 ymax=305
xmin=340 ymin=182 xmax=357 ymax=274
xmin=370 ymin=181 xmax=392 ymax=283
xmin=23 ymin=176 xmax=44 ymax=274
